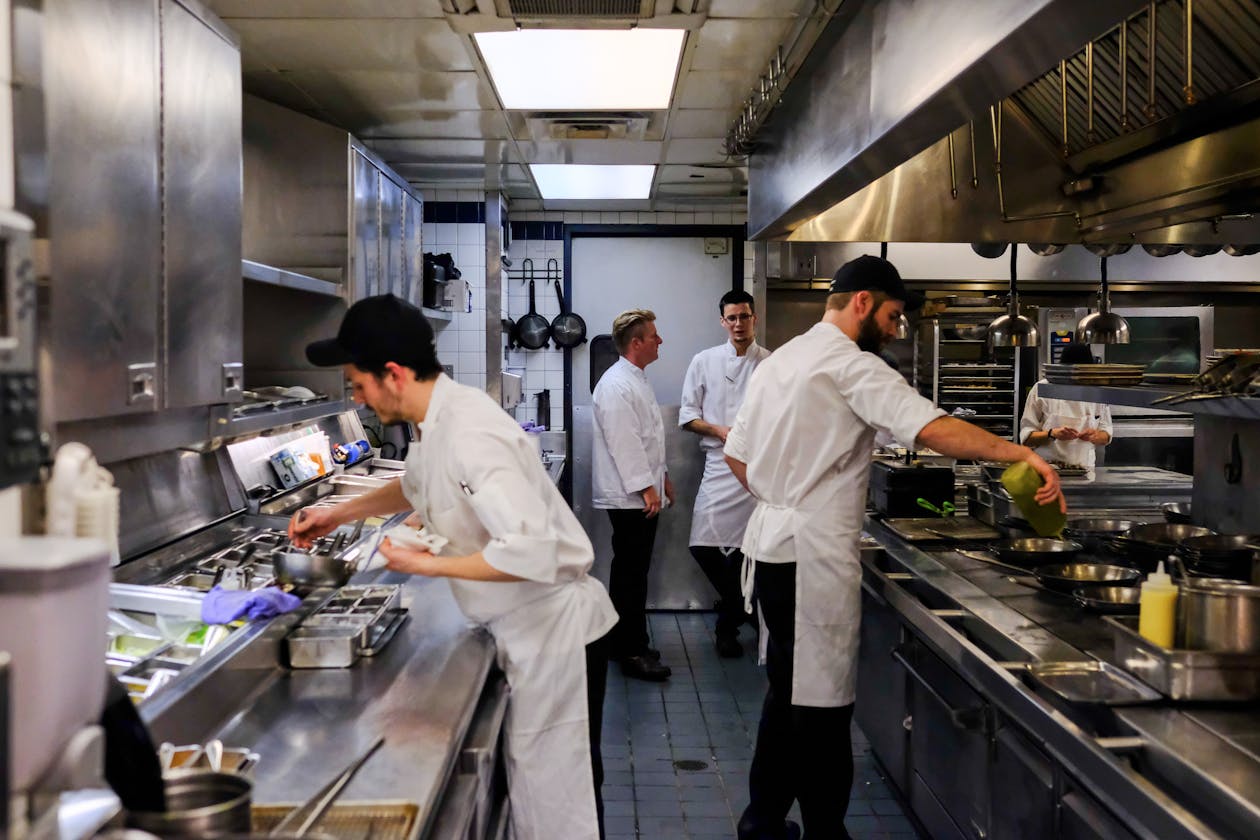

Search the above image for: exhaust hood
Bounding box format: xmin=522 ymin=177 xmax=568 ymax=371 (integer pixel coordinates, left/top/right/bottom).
xmin=750 ymin=0 xmax=1260 ymax=246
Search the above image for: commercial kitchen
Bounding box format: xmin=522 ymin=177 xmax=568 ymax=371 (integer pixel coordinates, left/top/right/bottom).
xmin=4 ymin=0 xmax=1260 ymax=838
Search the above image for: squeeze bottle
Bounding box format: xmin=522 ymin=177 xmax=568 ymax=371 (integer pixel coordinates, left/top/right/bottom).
xmin=1138 ymin=560 xmax=1178 ymax=648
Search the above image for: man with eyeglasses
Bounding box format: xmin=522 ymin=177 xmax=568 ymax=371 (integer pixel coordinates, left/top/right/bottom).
xmin=679 ymin=290 xmax=771 ymax=657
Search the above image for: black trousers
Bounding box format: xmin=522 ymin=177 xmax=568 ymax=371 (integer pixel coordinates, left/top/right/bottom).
xmin=689 ymin=545 xmax=753 ymax=636
xmin=740 ymin=561 xmax=855 ymax=840
xmin=606 ymin=508 xmax=659 ymax=658
xmin=586 ymin=635 xmax=610 ymax=840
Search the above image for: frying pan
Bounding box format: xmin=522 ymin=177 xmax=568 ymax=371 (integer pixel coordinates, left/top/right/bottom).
xmin=1072 ymin=585 xmax=1141 ymax=614
xmin=991 ymin=537 xmax=1084 ymax=568
xmin=515 ymin=259 xmax=550 ymax=350
xmin=961 ymin=550 xmax=1134 ymax=592
xmin=548 ymin=259 xmax=587 ymax=347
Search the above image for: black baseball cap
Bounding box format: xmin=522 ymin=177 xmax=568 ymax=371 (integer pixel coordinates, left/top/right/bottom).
xmin=306 ymin=294 xmax=439 ymax=373
xmin=829 ymin=255 xmax=925 ymax=310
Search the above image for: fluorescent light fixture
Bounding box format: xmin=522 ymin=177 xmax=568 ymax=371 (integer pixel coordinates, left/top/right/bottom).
xmin=475 ymin=29 xmax=685 ymax=110
xmin=530 ymin=164 xmax=655 ymax=200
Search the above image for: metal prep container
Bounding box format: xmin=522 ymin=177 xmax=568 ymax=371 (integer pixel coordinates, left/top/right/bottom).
xmin=1179 ymin=579 xmax=1260 ymax=653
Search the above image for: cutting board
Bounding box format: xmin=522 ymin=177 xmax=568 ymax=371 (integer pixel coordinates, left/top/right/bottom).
xmin=883 ymin=516 xmax=1001 ymax=542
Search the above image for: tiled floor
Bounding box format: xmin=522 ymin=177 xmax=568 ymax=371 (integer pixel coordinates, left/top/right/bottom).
xmin=600 ymin=612 xmax=922 ymax=840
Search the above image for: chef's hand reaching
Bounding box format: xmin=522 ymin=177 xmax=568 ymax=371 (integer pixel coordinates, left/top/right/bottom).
xmin=664 ymin=475 xmax=676 ymax=509
xmin=1077 ymin=428 xmax=1111 ymax=445
xmin=288 ymin=507 xmax=339 ymax=548
xmin=1023 ymin=452 xmax=1067 ymax=512
xmin=1050 ymin=426 xmax=1081 ymax=441
xmin=641 ymin=486 xmax=662 ymax=518
xmin=378 ymin=537 xmax=441 ymax=577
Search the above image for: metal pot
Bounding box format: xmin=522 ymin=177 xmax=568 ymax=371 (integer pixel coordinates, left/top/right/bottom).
xmin=1084 ymin=243 xmax=1131 ymax=257
xmin=992 ymin=538 xmax=1084 ymax=568
xmin=273 ymin=551 xmax=353 ymax=588
xmin=1142 ymin=243 xmax=1183 ymax=257
xmin=1179 ymin=579 xmax=1260 ymax=653
xmin=1223 ymin=244 xmax=1260 ymax=257
xmin=1028 ymin=243 xmax=1065 ymax=256
xmin=970 ymin=242 xmax=1008 ymax=259
xmin=1182 ymin=244 xmax=1223 ymax=257
xmin=128 ymin=770 xmax=252 ymax=836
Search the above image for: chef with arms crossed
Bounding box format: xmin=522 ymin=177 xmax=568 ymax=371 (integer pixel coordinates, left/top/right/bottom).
xmin=724 ymin=256 xmax=1065 ymax=840
xmin=289 ymin=294 xmax=617 ymax=840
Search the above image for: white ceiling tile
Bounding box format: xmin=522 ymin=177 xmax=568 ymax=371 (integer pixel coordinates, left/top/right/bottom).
xmin=707 ymin=0 xmax=807 ymax=19
xmin=231 ymin=19 xmax=474 ymax=72
xmin=357 ymin=110 xmax=511 ymax=140
xmin=689 ymin=18 xmax=793 ymax=71
xmin=278 ymin=70 xmax=497 ymax=115
xmin=207 ymin=0 xmax=445 ymax=18
xmin=663 ymin=138 xmax=732 ymax=164
xmin=677 ymin=69 xmax=758 ymax=109
xmin=668 ymin=109 xmax=731 ymax=139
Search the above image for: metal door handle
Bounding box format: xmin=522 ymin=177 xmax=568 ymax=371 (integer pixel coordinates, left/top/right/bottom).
xmin=891 ymin=649 xmax=987 ymax=731
xmin=860 ymin=578 xmax=889 ymax=607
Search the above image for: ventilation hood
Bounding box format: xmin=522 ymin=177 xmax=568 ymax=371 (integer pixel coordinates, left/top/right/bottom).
xmin=750 ymin=0 xmax=1260 ymax=246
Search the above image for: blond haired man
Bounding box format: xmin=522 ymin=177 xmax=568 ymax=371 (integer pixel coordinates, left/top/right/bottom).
xmin=591 ymin=309 xmax=674 ymax=681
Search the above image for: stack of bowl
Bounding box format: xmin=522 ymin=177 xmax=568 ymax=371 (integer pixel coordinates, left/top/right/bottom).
xmin=1176 ymin=535 xmax=1259 ymax=582
xmin=1111 ymin=523 xmax=1216 ymax=573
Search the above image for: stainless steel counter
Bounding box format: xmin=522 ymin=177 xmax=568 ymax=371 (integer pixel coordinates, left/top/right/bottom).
xmin=211 ymin=571 xmax=496 ymax=836
xmin=859 ymin=518 xmax=1260 ymax=839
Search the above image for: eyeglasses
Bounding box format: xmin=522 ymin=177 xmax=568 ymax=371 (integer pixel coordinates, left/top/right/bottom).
xmin=723 ymin=313 xmax=754 ymax=324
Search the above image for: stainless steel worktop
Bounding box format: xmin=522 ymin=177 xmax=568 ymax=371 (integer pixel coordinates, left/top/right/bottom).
xmin=211 ymin=571 xmax=495 ymax=834
xmin=861 ymin=517 xmax=1260 ymax=839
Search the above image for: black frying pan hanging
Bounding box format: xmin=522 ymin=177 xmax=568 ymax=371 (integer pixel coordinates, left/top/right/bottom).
xmin=549 ymin=259 xmax=587 ymax=348
xmin=515 ymin=259 xmax=550 ymax=349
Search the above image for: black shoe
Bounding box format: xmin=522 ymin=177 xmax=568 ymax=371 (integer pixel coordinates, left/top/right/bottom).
xmin=716 ymin=633 xmax=743 ymax=658
xmin=737 ymin=816 xmax=801 ymax=840
xmin=619 ymin=655 xmax=671 ymax=682
xmin=643 ymin=647 xmax=661 ymax=661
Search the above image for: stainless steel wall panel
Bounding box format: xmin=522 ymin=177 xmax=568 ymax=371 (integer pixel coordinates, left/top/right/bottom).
xmin=378 ymin=173 xmax=403 ymax=299
xmin=241 ymin=95 xmax=350 ymax=281
xmin=351 ymin=149 xmax=380 ymax=300
xmin=45 ymin=0 xmax=162 ymax=421
xmin=162 ymin=0 xmax=242 ymax=408
xmin=112 ymin=448 xmax=237 ymax=560
xmin=1192 ymin=415 xmax=1260 ymax=533
xmin=402 ymin=193 xmax=423 ymax=306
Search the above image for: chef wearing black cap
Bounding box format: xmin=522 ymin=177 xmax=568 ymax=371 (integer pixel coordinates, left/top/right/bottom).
xmin=724 ymin=256 xmax=1064 ymax=840
xmin=289 ymin=294 xmax=617 ymax=840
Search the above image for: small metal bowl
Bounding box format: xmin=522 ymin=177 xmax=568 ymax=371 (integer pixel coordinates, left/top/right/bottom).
xmin=1072 ymin=585 xmax=1142 ymax=614
xmin=1161 ymin=502 xmax=1193 ymax=524
xmin=272 ymin=551 xmax=353 ymax=588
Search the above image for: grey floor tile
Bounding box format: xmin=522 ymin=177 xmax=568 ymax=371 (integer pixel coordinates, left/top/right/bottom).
xmin=681 ymin=799 xmax=731 ymax=818
xmin=686 ymin=816 xmax=738 ymax=835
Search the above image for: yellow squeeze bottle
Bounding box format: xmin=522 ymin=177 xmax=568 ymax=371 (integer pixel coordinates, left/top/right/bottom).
xmin=1138 ymin=561 xmax=1178 ymax=648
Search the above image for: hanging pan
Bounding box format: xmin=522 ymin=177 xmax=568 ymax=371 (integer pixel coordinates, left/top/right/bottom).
xmin=515 ymin=258 xmax=550 ymax=350
xmin=548 ymin=259 xmax=587 ymax=348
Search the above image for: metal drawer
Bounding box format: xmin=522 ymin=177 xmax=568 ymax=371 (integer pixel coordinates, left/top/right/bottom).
xmin=459 ymin=676 xmax=509 ymax=839
xmin=427 ymin=773 xmax=478 ymax=840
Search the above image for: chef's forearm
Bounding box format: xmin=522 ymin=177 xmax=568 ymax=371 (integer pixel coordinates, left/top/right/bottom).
xmin=917 ymin=416 xmax=1038 ymax=464
xmin=433 ymin=552 xmax=525 ymax=582
xmin=683 ymin=418 xmax=722 ymax=440
xmin=332 ymin=478 xmax=412 ymax=524
xmin=725 ymin=455 xmax=750 ymax=492
xmin=1025 ymin=430 xmax=1053 ymax=448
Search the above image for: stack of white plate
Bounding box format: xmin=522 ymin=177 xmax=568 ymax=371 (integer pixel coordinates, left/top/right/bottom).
xmin=1044 ymin=363 xmax=1146 ymax=386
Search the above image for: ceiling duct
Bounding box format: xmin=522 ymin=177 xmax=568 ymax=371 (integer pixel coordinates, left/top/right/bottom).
xmin=495 ymin=0 xmax=652 ymax=18
xmin=524 ymin=113 xmax=652 ymax=141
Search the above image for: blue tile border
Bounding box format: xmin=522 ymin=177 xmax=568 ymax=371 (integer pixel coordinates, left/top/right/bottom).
xmin=423 ymin=200 xmax=485 ymax=224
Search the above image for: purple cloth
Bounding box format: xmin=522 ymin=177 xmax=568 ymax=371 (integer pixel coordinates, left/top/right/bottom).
xmin=201 ymin=585 xmax=302 ymax=624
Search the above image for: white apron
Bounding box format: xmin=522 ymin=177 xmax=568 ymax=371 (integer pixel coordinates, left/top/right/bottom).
xmin=402 ymin=410 xmax=607 ymax=840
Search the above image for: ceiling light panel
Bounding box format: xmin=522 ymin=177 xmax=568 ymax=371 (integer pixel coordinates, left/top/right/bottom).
xmin=530 ymin=164 xmax=655 ymax=199
xmin=474 ymin=29 xmax=685 ymax=110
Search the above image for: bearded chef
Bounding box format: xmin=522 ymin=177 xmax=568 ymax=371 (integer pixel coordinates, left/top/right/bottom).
xmin=289 ymin=295 xmax=617 ymax=840
xmin=724 ymin=256 xmax=1065 ymax=840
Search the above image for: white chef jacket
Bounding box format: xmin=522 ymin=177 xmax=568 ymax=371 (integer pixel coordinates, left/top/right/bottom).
xmin=592 ymin=357 xmax=667 ymax=509
xmin=1019 ymin=379 xmax=1113 ymax=471
xmin=679 ymin=340 xmax=771 ymax=547
xmin=399 ymin=374 xmax=617 ymax=840
xmin=725 ymin=323 xmax=945 ymax=707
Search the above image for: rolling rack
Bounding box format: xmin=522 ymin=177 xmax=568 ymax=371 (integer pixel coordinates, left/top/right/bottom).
xmin=914 ymin=306 xmax=1021 ymax=440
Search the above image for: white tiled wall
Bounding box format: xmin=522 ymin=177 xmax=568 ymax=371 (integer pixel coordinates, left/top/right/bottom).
xmin=421 ymin=189 xmax=487 ymax=392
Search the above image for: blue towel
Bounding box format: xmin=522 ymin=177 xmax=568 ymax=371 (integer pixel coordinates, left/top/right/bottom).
xmin=201 ymin=585 xmax=302 ymax=624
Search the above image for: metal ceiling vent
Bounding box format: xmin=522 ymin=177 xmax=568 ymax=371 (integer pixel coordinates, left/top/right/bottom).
xmin=496 ymin=0 xmax=653 ymax=18
xmin=525 ymin=112 xmax=651 ymax=140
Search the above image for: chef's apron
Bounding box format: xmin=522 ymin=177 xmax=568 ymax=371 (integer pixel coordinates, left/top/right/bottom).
xmin=403 ymin=444 xmax=602 ymax=840
xmin=740 ymin=458 xmax=866 ymax=709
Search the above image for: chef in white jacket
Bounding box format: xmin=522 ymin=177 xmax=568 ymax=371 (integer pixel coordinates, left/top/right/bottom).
xmin=1021 ymin=342 xmax=1113 ymax=475
xmin=679 ymin=289 xmax=770 ymax=657
xmin=290 ymin=295 xmax=617 ymax=840
xmin=724 ymin=257 xmax=1064 ymax=840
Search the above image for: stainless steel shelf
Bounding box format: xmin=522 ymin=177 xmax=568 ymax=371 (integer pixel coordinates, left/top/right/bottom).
xmin=242 ymin=260 xmax=343 ymax=298
xmin=1040 ymin=384 xmax=1260 ymax=421
xmin=422 ymin=306 xmax=455 ymax=322
xmin=212 ymin=398 xmax=352 ymax=437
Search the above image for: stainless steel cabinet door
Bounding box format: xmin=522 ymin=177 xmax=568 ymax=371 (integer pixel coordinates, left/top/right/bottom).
xmin=402 ymin=194 xmax=423 ymax=307
xmin=856 ymin=580 xmax=909 ymax=793
xmin=46 ymin=0 xmax=161 ymax=421
xmin=161 ymin=0 xmax=242 ymax=408
xmin=989 ymin=726 xmax=1056 ymax=840
xmin=378 ymin=175 xmax=403 ymax=300
xmin=351 ymin=151 xmax=380 ymax=300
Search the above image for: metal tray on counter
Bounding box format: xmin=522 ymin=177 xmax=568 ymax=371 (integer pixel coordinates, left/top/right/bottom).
xmin=287 ymin=585 xmax=409 ymax=669
xmin=1025 ymin=660 xmax=1162 ymax=706
xmin=881 ymin=515 xmax=1001 ymax=542
xmin=1105 ymin=615 xmax=1260 ymax=701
